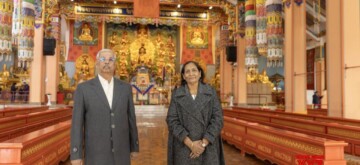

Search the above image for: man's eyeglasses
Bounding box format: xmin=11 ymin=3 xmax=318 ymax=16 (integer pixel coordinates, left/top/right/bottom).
xmin=98 ymin=57 xmax=116 ymax=62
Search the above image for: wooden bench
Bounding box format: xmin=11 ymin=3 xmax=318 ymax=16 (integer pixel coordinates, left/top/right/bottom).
xmin=307 ymin=108 xmax=328 ymax=116
xmin=222 ymin=116 xmax=347 ymax=165
xmin=0 ymin=106 xmax=49 ymax=118
xmin=0 ymin=107 xmax=72 ymax=142
xmin=224 ymin=109 xmax=360 ymax=156
xmin=0 ymin=121 xmax=70 ymax=165
xmin=231 ymin=106 xmax=360 ymax=127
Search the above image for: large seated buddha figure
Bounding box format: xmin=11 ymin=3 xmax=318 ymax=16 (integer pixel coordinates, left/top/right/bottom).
xmin=78 ymin=23 xmax=93 ymax=42
xmin=191 ymin=27 xmax=204 ymax=45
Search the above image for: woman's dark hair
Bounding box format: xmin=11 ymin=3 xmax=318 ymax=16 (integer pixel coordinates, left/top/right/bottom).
xmin=180 ymin=61 xmax=205 ymax=86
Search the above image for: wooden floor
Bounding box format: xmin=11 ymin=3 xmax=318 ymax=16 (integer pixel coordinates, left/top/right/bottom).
xmin=61 ymin=105 xmax=268 ymax=165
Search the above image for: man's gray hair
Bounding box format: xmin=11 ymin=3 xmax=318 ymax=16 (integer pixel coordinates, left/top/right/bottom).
xmin=96 ymin=49 xmax=115 ymax=60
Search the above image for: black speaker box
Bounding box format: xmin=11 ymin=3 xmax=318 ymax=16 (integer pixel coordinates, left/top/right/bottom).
xmin=43 ymin=38 xmax=56 ymax=56
xmin=226 ymin=46 xmax=237 ymax=62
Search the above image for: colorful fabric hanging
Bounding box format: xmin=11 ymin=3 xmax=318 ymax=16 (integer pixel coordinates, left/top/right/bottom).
xmin=245 ymin=0 xmax=258 ymax=70
xmin=256 ymin=0 xmax=267 ymax=56
xmin=0 ymin=0 xmax=13 ymax=55
xmin=266 ymin=0 xmax=283 ymax=67
xmin=12 ymin=0 xmax=21 ymax=45
xmin=18 ymin=0 xmax=35 ymax=61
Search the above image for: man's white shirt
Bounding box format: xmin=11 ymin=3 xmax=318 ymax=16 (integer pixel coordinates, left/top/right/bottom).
xmin=98 ymin=75 xmax=114 ymax=109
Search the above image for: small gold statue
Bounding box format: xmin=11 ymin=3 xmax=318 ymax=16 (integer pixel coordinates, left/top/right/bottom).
xmin=120 ymin=31 xmax=129 ymax=46
xmin=155 ymin=32 xmax=164 ymax=49
xmin=109 ymin=31 xmax=119 ymax=48
xmin=117 ymin=52 xmax=129 ymax=77
xmin=59 ymin=71 xmax=71 ymax=89
xmin=247 ymin=67 xmax=258 ymax=83
xmin=1 ymin=64 xmax=10 ymax=80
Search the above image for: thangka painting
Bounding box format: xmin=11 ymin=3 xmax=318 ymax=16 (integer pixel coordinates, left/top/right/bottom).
xmin=186 ymin=25 xmax=209 ymax=49
xmin=73 ymin=22 xmax=99 ymax=45
xmin=182 ymin=25 xmax=213 ymax=64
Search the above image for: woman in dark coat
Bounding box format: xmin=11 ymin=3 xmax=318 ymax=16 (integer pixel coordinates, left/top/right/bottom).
xmin=166 ymin=61 xmax=225 ymax=165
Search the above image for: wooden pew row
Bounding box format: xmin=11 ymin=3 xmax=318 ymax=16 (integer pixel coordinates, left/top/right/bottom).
xmin=0 ymin=121 xmax=71 ymax=165
xmin=224 ymin=109 xmax=360 ymax=156
xmin=307 ymin=108 xmax=328 ymax=116
xmin=231 ymin=106 xmax=360 ymax=127
xmin=222 ymin=116 xmax=347 ymax=165
xmin=0 ymin=107 xmax=72 ymax=142
xmin=0 ymin=106 xmax=49 ymax=118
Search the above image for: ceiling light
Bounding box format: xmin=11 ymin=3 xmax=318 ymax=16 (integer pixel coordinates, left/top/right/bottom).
xmin=209 ymin=6 xmax=213 ymax=10
xmin=177 ymin=4 xmax=181 ymax=8
xmin=71 ymin=0 xmax=74 ymax=1
xmin=114 ymin=1 xmax=117 ymax=4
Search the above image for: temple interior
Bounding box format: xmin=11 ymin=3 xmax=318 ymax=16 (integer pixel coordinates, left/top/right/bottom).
xmin=0 ymin=0 xmax=360 ymax=164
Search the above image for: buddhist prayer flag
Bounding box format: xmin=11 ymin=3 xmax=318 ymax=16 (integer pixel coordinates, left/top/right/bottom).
xmin=133 ymin=0 xmax=160 ymax=18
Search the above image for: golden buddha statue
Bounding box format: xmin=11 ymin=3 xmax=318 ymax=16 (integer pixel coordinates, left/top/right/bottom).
xmin=81 ymin=59 xmax=90 ymax=76
xmin=259 ymin=69 xmax=274 ymax=88
xmin=191 ymin=27 xmax=204 ymax=45
xmin=166 ymin=35 xmax=176 ymax=61
xmin=259 ymin=70 xmax=269 ymax=83
xmin=59 ymin=71 xmax=71 ymax=89
xmin=167 ymin=35 xmax=175 ymax=51
xmin=156 ymin=45 xmax=166 ymax=76
xmin=138 ymin=43 xmax=148 ymax=65
xmin=109 ymin=31 xmax=119 ymax=48
xmin=155 ymin=32 xmax=164 ymax=49
xmin=78 ymin=23 xmax=93 ymax=42
xmin=210 ymin=71 xmax=220 ymax=89
xmin=137 ymin=26 xmax=148 ymax=40
xmin=247 ymin=68 xmax=258 ymax=83
xmin=1 ymin=64 xmax=10 ymax=80
xmin=118 ymin=52 xmax=128 ymax=77
xmin=120 ymin=31 xmax=129 ymax=46
xmin=0 ymin=64 xmax=10 ymax=89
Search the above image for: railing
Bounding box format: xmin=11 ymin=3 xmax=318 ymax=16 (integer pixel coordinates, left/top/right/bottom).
xmin=0 ymin=91 xmax=29 ymax=104
xmin=247 ymin=94 xmax=271 ymax=105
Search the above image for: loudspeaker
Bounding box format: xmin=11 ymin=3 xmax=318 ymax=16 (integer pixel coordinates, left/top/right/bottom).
xmin=226 ymin=46 xmax=237 ymax=62
xmin=43 ymin=38 xmax=56 ymax=56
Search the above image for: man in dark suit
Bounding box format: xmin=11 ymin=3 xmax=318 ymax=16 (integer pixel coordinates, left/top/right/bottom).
xmin=70 ymin=49 xmax=139 ymax=165
xmin=312 ymin=91 xmax=323 ymax=109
